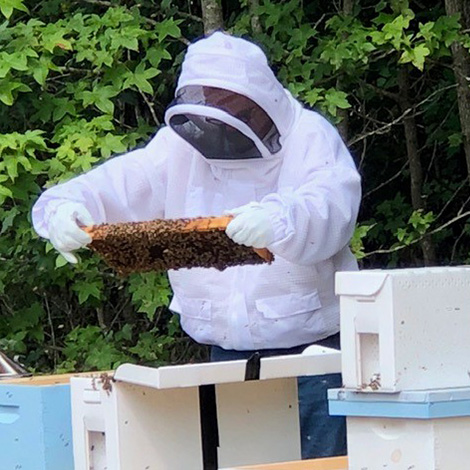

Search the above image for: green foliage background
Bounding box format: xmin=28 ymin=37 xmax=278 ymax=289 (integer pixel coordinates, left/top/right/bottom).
xmin=0 ymin=0 xmax=469 ymax=372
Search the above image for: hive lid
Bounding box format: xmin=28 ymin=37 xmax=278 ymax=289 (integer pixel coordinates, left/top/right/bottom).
xmin=85 ymin=216 xmax=274 ymax=276
xmin=0 ymin=351 xmax=32 ymax=379
xmin=335 ymin=271 xmax=390 ymax=297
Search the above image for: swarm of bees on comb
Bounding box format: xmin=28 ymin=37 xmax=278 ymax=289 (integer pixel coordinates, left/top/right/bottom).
xmin=84 ymin=216 xmax=274 ymax=276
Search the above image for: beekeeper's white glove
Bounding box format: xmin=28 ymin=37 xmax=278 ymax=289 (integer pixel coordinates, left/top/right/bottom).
xmin=225 ymin=202 xmax=275 ymax=249
xmin=48 ymin=202 xmax=95 ymax=264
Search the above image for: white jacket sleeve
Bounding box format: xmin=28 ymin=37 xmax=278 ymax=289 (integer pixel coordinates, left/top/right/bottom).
xmin=261 ymin=120 xmax=361 ymax=266
xmin=32 ymin=128 xmax=171 ymax=239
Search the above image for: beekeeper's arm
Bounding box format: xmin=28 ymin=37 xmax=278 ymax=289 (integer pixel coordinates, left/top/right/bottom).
xmin=32 ymin=127 xmax=171 ymax=263
xmin=226 ymin=121 xmax=361 ymax=265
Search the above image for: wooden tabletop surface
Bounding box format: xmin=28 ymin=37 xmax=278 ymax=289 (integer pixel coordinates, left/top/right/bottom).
xmin=0 ymin=370 xmax=110 ymax=385
xmin=224 ymin=456 xmax=348 ymax=470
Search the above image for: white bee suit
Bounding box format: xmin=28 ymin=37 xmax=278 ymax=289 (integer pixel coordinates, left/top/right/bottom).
xmin=32 ymin=32 xmax=361 ymax=351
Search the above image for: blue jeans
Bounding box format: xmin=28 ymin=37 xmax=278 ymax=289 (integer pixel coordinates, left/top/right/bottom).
xmin=210 ymin=333 xmax=346 ymax=459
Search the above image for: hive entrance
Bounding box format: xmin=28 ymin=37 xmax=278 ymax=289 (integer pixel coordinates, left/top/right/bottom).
xmin=85 ymin=216 xmax=273 ymax=276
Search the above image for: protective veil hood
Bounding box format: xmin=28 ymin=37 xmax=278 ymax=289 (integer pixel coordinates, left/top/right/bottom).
xmin=164 ymin=32 xmax=297 ymax=160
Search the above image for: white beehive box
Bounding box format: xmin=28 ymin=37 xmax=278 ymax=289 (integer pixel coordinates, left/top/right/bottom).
xmin=71 ymin=346 xmax=341 ymax=470
xmin=336 ymin=266 xmax=470 ymax=392
xmin=347 ymin=416 xmax=470 ymax=470
xmin=329 ymin=387 xmax=470 ymax=470
xmin=70 ymin=373 xmax=115 ymax=470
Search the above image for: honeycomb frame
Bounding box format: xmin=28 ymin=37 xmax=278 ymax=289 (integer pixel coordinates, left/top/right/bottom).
xmin=85 ymin=216 xmax=273 ymax=276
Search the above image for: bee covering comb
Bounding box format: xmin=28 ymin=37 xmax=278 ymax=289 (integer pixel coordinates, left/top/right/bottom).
xmin=84 ymin=216 xmax=274 ymax=276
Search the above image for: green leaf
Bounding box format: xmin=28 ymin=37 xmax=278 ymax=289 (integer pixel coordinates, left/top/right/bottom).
xmin=155 ymin=19 xmax=181 ymax=41
xmin=1 ymin=52 xmax=28 ymax=71
xmin=31 ymin=57 xmax=52 ymax=86
xmin=95 ymin=97 xmax=114 ymax=114
xmin=123 ymin=63 xmax=160 ymax=94
xmin=33 ymin=66 xmax=49 ymax=86
xmin=375 ymin=0 xmax=387 ymax=12
xmin=0 ymin=185 xmax=12 ymax=204
xmin=396 ymin=227 xmax=408 ymax=243
xmin=350 ymin=224 xmax=375 ymax=259
xmin=400 ymin=43 xmax=430 ymax=70
xmin=52 ymin=98 xmax=76 ymax=122
xmin=0 ymin=62 xmax=10 ymax=79
xmin=146 ymin=46 xmax=172 ymax=68
xmin=448 ymin=132 xmax=463 ymax=148
xmin=0 ymin=0 xmax=28 ymax=19
xmin=55 ymin=254 xmax=68 ymax=268
xmin=79 ymin=85 xmax=119 ymax=114
xmin=304 ymin=88 xmax=323 ymax=107
xmin=41 ymin=27 xmax=73 ymax=53
xmin=0 ymin=206 xmax=19 ymax=233
xmin=128 ymin=272 xmax=171 ymax=320
xmin=100 ymin=133 xmax=127 ymax=158
xmin=72 ymin=280 xmax=103 ymax=304
xmin=4 ymin=155 xmax=19 ymax=180
xmin=411 ymin=44 xmax=430 ymax=70
xmin=116 ymin=323 xmax=133 ymax=342
xmin=17 ymin=155 xmax=32 ymax=171
xmin=110 ymin=31 xmax=139 ymax=52
xmin=0 ymin=80 xmax=31 ymax=105
xmin=325 ymin=89 xmax=350 ymax=110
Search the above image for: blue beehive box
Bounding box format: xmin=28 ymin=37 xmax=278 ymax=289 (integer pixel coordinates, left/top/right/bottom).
xmin=0 ymin=375 xmax=74 ymax=470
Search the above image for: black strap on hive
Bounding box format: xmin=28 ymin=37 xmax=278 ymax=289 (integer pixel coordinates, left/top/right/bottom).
xmin=198 ymin=353 xmax=261 ymax=468
xmin=244 ymin=352 xmax=261 ymax=381
xmin=199 ymin=384 xmax=219 ymax=470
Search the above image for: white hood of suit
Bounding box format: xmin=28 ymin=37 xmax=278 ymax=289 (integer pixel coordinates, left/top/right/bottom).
xmin=168 ymin=32 xmax=298 ymax=154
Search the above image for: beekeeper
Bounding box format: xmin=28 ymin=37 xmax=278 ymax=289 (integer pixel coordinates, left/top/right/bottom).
xmin=32 ymin=31 xmax=361 ymax=458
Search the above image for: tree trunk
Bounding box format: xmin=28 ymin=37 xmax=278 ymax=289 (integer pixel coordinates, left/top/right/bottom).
xmin=200 ymin=0 xmax=224 ymax=35
xmin=336 ymin=0 xmax=355 ymax=141
xmin=342 ymin=0 xmax=355 ymax=15
xmin=397 ymin=67 xmax=436 ymax=266
xmin=398 ymin=68 xmax=423 ymax=211
xmin=445 ymin=0 xmax=470 ymax=181
xmin=249 ymin=0 xmax=262 ymax=34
